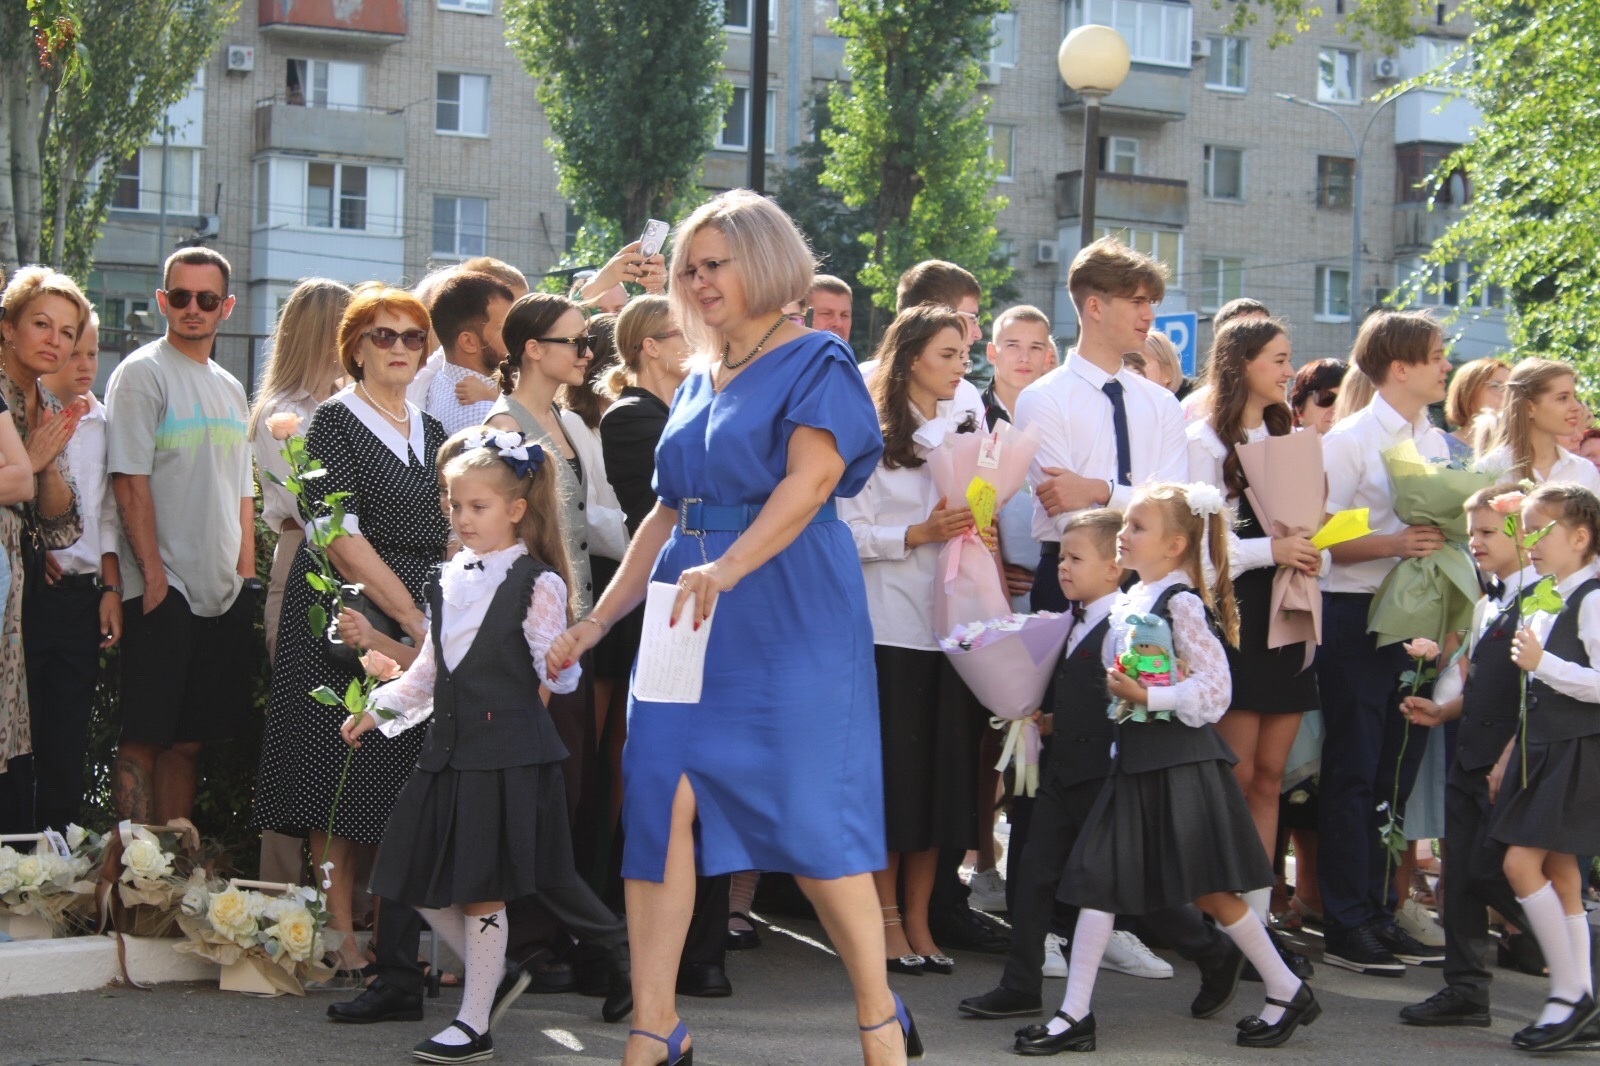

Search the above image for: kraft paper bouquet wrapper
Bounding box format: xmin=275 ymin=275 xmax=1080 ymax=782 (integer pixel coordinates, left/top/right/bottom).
xmin=1236 ymin=429 xmax=1328 ymax=671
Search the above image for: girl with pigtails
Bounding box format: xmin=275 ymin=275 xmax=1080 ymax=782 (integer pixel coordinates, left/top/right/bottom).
xmin=1014 ymin=482 xmax=1320 ymax=1056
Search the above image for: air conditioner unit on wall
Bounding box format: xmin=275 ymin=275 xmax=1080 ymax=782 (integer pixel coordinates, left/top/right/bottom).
xmin=1035 ymin=240 xmax=1059 ymax=265
xmin=979 ymin=61 xmax=1001 ymax=86
xmin=1373 ymin=57 xmax=1400 ymax=81
xmin=1191 ymin=38 xmax=1212 ymax=60
xmin=225 ymin=45 xmax=254 ymax=73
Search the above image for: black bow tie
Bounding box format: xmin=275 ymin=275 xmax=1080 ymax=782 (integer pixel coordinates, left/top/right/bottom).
xmin=1071 ymin=602 xmax=1087 ymax=624
xmin=463 ymin=560 xmax=485 ymax=571
xmin=1485 ymin=577 xmax=1506 ymax=602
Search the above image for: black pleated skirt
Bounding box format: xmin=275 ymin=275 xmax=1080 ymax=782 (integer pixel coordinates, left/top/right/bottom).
xmin=1059 ymin=758 xmax=1273 ymax=914
xmin=1226 ymin=567 xmax=1320 ymax=713
xmin=1489 ymin=735 xmax=1600 ymax=855
xmin=874 ymin=645 xmax=985 ymax=854
xmin=369 ymin=762 xmax=580 ymax=909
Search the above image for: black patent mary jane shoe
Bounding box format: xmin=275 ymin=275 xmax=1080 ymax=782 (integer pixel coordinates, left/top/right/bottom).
xmin=413 ymin=1020 xmax=494 ymax=1064
xmin=1512 ymin=994 xmax=1600 ymax=1052
xmin=1014 ymin=1011 xmax=1097 ymax=1055
xmin=1236 ymin=982 xmax=1321 ymax=1048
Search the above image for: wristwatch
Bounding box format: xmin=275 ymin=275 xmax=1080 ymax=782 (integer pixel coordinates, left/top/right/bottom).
xmin=97 ymin=582 xmax=122 ymax=595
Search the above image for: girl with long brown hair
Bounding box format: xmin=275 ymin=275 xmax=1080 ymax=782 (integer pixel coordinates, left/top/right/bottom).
xmin=1477 ymin=358 xmax=1600 ymax=492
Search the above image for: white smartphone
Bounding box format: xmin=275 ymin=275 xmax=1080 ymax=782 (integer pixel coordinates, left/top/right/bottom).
xmin=639 ymin=219 xmax=670 ymax=259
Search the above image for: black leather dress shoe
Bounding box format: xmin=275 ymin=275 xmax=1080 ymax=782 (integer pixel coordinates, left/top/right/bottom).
xmin=725 ymin=913 xmax=762 ymax=951
xmin=958 ymin=985 xmax=1043 ymax=1019
xmin=677 ymin=961 xmax=733 ymax=997
xmin=1236 ymin=981 xmax=1321 ymax=1048
xmin=1014 ymin=1011 xmax=1096 ymax=1054
xmin=1399 ymin=987 xmax=1491 ymax=1027
xmin=602 ymin=965 xmax=633 ymax=1023
xmin=1568 ymin=1012 xmax=1600 ymax=1050
xmin=327 ymin=979 xmax=425 ymax=1024
xmin=1513 ymin=994 xmax=1600 ymax=1052
xmin=929 ymin=906 xmax=1011 ymax=955
xmin=1191 ymin=942 xmax=1244 ymax=1019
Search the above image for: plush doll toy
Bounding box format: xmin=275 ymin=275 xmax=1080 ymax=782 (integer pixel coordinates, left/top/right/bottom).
xmin=1109 ymin=613 xmax=1181 ymax=724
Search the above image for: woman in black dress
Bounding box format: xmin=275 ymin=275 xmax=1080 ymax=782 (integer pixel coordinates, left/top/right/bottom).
xmin=1185 ymin=318 xmax=1321 ymax=919
xmin=252 ymin=284 xmax=450 ymax=969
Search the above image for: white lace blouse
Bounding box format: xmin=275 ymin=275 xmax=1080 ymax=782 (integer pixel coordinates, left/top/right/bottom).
xmin=367 ymin=542 xmax=581 ymax=736
xmin=1102 ymin=572 xmax=1232 ymax=728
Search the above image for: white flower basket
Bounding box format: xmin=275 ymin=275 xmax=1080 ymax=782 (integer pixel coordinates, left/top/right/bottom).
xmin=217 ymin=880 xmax=312 ymax=996
xmin=0 ymin=834 xmax=59 ymax=941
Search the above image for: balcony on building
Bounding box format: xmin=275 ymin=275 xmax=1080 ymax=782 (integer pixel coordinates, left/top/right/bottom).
xmin=1394 ymin=35 xmax=1481 ymax=146
xmin=1058 ymin=64 xmax=1190 ymax=123
xmin=1392 ymin=142 xmax=1468 ymax=253
xmin=1055 ymin=171 xmax=1188 ymax=229
xmin=254 ymin=96 xmax=406 ymax=162
xmin=258 ymin=0 xmax=406 ymax=45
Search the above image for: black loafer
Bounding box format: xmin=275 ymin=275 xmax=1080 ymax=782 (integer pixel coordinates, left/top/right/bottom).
xmin=1399 ymin=987 xmax=1491 ymax=1027
xmin=958 ymin=985 xmax=1043 ymax=1019
xmin=1513 ymin=994 xmax=1600 ymax=1052
xmin=1236 ymin=981 xmax=1321 ymax=1048
xmin=601 ymin=966 xmax=633 ymax=1023
xmin=413 ymin=1020 xmax=493 ymax=1063
xmin=888 ymin=954 xmax=926 ymax=976
xmin=930 ymin=906 xmax=1011 ymax=955
xmin=920 ymin=953 xmax=955 ymax=976
xmin=327 ymin=979 xmax=425 ymax=1024
xmin=1014 ymin=1010 xmax=1096 ymax=1055
xmin=677 ymin=961 xmax=733 ymax=997
xmin=1191 ymin=942 xmax=1244 ymax=1019
xmin=726 ymin=912 xmax=762 ymax=951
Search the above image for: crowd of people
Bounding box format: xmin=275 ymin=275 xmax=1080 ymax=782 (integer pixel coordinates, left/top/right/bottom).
xmin=0 ymin=185 xmax=1598 ymax=1064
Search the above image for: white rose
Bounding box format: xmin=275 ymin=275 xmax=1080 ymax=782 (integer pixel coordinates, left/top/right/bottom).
xmin=65 ymin=824 xmax=87 ymax=851
xmin=266 ymin=906 xmax=317 ymax=962
xmin=207 ymin=887 xmax=260 ymax=945
xmin=15 ymin=856 xmax=44 ymax=889
xmin=0 ymin=846 xmax=17 ymax=874
xmin=122 ymin=838 xmax=174 ymax=883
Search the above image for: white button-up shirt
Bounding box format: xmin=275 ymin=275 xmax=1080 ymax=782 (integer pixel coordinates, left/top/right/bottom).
xmin=54 ymin=392 xmax=118 ymax=577
xmin=425 ymin=360 xmax=498 ymax=436
xmin=1475 ymin=443 xmax=1600 ymax=493
xmin=1322 ymin=393 xmax=1450 ymax=594
xmin=1016 ymin=352 xmax=1189 ymax=543
xmin=1525 ymin=561 xmax=1600 ymax=704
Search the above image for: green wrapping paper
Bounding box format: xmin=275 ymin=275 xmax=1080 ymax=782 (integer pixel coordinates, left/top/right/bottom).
xmin=1366 ymin=441 xmax=1497 ymax=647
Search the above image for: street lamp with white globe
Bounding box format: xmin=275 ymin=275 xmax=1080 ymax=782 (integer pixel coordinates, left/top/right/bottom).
xmin=1059 ymin=24 xmax=1132 ymax=252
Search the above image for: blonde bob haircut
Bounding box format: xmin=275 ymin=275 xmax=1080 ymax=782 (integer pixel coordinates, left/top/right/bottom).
xmin=0 ymin=265 xmax=92 ymax=337
xmin=669 ymin=189 xmax=816 ymax=357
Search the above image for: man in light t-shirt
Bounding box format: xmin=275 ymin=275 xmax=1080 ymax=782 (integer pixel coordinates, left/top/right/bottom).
xmin=105 ymin=248 xmax=257 ymax=824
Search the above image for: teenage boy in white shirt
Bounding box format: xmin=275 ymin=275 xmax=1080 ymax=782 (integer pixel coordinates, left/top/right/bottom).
xmin=1315 ymin=310 xmax=1452 ymax=977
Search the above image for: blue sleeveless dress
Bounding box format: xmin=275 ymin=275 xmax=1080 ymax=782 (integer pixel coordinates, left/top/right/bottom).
xmin=622 ymin=332 xmax=886 ymax=881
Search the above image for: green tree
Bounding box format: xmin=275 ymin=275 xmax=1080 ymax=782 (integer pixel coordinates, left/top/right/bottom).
xmin=0 ymin=0 xmax=237 ymax=276
xmin=1213 ymin=0 xmax=1430 ymax=47
xmin=503 ymin=0 xmax=729 ymax=255
xmin=820 ymin=0 xmax=1012 ymax=323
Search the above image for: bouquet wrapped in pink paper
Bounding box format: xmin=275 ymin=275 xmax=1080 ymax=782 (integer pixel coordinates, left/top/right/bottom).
xmin=940 ymin=612 xmax=1074 ymax=796
xmin=925 ymin=420 xmax=1042 ymax=637
xmin=1235 ymin=429 xmax=1327 ymax=670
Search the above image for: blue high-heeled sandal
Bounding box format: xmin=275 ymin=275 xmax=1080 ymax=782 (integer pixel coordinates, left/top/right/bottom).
xmin=860 ymin=992 xmax=924 ymax=1060
xmin=629 ymin=1020 xmax=692 ymax=1065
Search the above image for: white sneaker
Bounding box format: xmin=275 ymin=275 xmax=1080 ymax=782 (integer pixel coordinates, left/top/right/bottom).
xmin=1396 ymin=898 xmax=1446 ymax=948
xmin=968 ymin=867 xmax=1008 ymax=913
xmin=1041 ymin=933 xmax=1068 ymax=978
xmin=1099 ymin=930 xmax=1174 ymax=979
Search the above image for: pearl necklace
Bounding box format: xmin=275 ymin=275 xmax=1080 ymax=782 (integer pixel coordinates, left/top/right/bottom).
xmin=720 ymin=315 xmax=788 ymax=371
xmin=358 ymin=380 xmax=408 ymax=423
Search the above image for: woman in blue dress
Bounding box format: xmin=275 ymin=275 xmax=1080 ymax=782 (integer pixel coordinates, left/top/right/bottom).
xmin=548 ymin=190 xmax=918 ymax=1066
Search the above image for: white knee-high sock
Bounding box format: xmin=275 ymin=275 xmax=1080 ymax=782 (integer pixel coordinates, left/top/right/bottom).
xmin=1243 ymin=888 xmax=1272 ymax=923
xmin=1567 ymin=913 xmax=1594 ymax=997
xmin=457 ymin=907 xmax=508 ymax=1038
xmin=1221 ymin=912 xmax=1301 ymax=1026
xmin=1517 ymin=883 xmax=1585 ymax=1025
xmin=1048 ymin=909 xmax=1114 ymax=1033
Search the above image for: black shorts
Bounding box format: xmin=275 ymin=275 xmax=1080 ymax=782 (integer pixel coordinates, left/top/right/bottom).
xmin=119 ymin=585 xmax=260 ymax=747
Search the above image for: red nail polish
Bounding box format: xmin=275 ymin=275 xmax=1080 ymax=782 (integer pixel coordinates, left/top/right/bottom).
xmin=669 ymin=616 xmax=676 ymax=628
xmin=693 ymin=620 xmax=700 ymax=631
xmin=562 ymin=660 xmax=572 ymax=669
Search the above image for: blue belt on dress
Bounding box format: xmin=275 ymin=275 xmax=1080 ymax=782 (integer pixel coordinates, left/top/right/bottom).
xmin=677 ymin=498 xmax=837 ymax=535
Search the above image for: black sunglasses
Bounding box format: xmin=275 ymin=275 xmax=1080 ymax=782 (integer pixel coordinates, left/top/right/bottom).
xmin=162 ymin=288 xmax=224 ymax=312
xmin=535 ymin=335 xmax=592 ymax=358
xmin=363 ymin=327 xmax=429 ymax=351
xmin=1312 ymin=388 xmax=1339 ymax=408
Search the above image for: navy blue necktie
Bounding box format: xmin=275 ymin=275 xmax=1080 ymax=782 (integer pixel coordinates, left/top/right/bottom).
xmin=1102 ymin=378 xmax=1133 ymax=487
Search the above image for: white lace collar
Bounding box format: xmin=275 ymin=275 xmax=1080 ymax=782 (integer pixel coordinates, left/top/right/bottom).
xmin=335 ymin=384 xmax=426 ymax=465
xmin=439 ymin=542 xmax=527 ymax=610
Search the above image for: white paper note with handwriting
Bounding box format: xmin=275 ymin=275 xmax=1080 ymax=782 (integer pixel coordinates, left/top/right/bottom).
xmin=633 ymin=581 xmax=717 ymax=703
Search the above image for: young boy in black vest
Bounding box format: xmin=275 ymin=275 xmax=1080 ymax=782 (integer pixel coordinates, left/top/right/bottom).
xmin=959 ymin=509 xmax=1241 ymax=1021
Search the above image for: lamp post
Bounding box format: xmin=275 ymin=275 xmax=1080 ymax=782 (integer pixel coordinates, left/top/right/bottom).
xmin=1059 ymin=26 xmax=1131 ymax=252
xmin=1276 ymin=90 xmax=1402 ymax=342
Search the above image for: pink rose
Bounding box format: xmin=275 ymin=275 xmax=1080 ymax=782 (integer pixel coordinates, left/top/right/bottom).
xmin=358 ymin=649 xmax=403 ymax=682
xmin=1488 ymin=492 xmax=1525 ymax=516
xmin=1402 ymin=638 xmax=1440 ymax=661
xmin=265 ymin=412 xmax=303 ymax=440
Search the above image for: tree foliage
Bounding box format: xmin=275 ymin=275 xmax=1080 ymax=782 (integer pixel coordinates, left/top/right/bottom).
xmin=503 ymin=0 xmax=729 ymax=254
xmin=1214 ymin=0 xmax=1430 ymax=48
xmin=820 ymin=0 xmax=1011 ymax=317
xmin=0 ymin=0 xmax=237 ymax=276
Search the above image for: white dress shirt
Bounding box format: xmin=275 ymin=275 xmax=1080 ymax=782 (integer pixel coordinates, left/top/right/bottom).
xmin=425 ymin=360 xmax=498 ymax=436
xmin=54 ymin=392 xmax=118 ymax=577
xmin=1476 ymin=444 xmax=1600 ymax=493
xmin=1523 ymin=561 xmax=1600 ymax=705
xmin=1015 ymin=352 xmax=1189 ymax=543
xmin=406 ymin=348 xmax=445 ymax=407
xmin=558 ymin=409 xmax=630 ymax=563
xmin=1102 ymin=571 xmax=1232 ymax=727
xmin=252 ymin=389 xmax=320 ymax=532
xmin=839 ymin=404 xmax=961 ymax=651
xmin=1321 ymin=393 xmax=1450 ymax=594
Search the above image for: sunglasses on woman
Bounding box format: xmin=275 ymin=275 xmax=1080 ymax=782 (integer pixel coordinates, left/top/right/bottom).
xmin=1312 ymin=388 xmax=1339 ymax=408
xmin=161 ymin=288 xmax=225 ymax=312
xmin=362 ymin=327 xmax=430 ymax=351
xmin=535 ymin=335 xmax=592 ymax=358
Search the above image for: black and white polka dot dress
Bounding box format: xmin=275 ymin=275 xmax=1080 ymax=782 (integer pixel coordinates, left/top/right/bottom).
xmin=251 ymin=396 xmax=450 ymax=846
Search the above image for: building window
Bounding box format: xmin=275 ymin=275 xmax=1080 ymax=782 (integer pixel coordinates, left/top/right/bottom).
xmin=1396 ymin=143 xmax=1469 ymax=204
xmin=436 ymin=73 xmax=490 ymax=136
xmin=433 ymin=196 xmax=488 ymax=258
xmin=1065 ymin=0 xmax=1192 ymax=68
xmin=1317 ymin=155 xmax=1354 ymax=208
xmin=113 ymin=153 xmax=141 ymax=210
xmin=109 ymin=146 xmax=198 ymax=214
xmin=1317 ymin=47 xmax=1360 ymax=104
xmin=1397 ymin=258 xmax=1501 ymax=310
xmin=1205 ymin=36 xmax=1247 ymax=91
xmin=286 ymin=59 xmax=364 ymax=110
xmin=1099 ymin=225 xmax=1180 ymax=282
xmin=1199 ymin=257 xmax=1243 ymax=312
xmin=1203 ymin=145 xmax=1244 ymax=201
xmin=1315 ymin=266 xmax=1351 ymax=321
xmin=991 ymin=11 xmax=1018 ymax=68
xmin=1098 ymin=135 xmax=1139 ymax=175
xmin=307 ymin=162 xmax=367 ymax=230
xmin=438 ymin=0 xmax=491 ymax=11
xmin=989 ymin=124 xmax=1015 ymax=180
xmin=716 ymin=86 xmax=777 ymax=151
xmin=725 ymin=0 xmax=776 ymax=31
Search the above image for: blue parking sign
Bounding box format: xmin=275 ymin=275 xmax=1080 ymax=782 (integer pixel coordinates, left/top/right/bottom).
xmin=1153 ymin=311 xmax=1199 ymax=377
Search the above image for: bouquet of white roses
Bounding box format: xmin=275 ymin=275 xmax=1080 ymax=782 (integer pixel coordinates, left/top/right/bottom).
xmin=175 ymin=877 xmax=338 ymax=996
xmin=0 ymin=829 xmax=99 ymax=936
